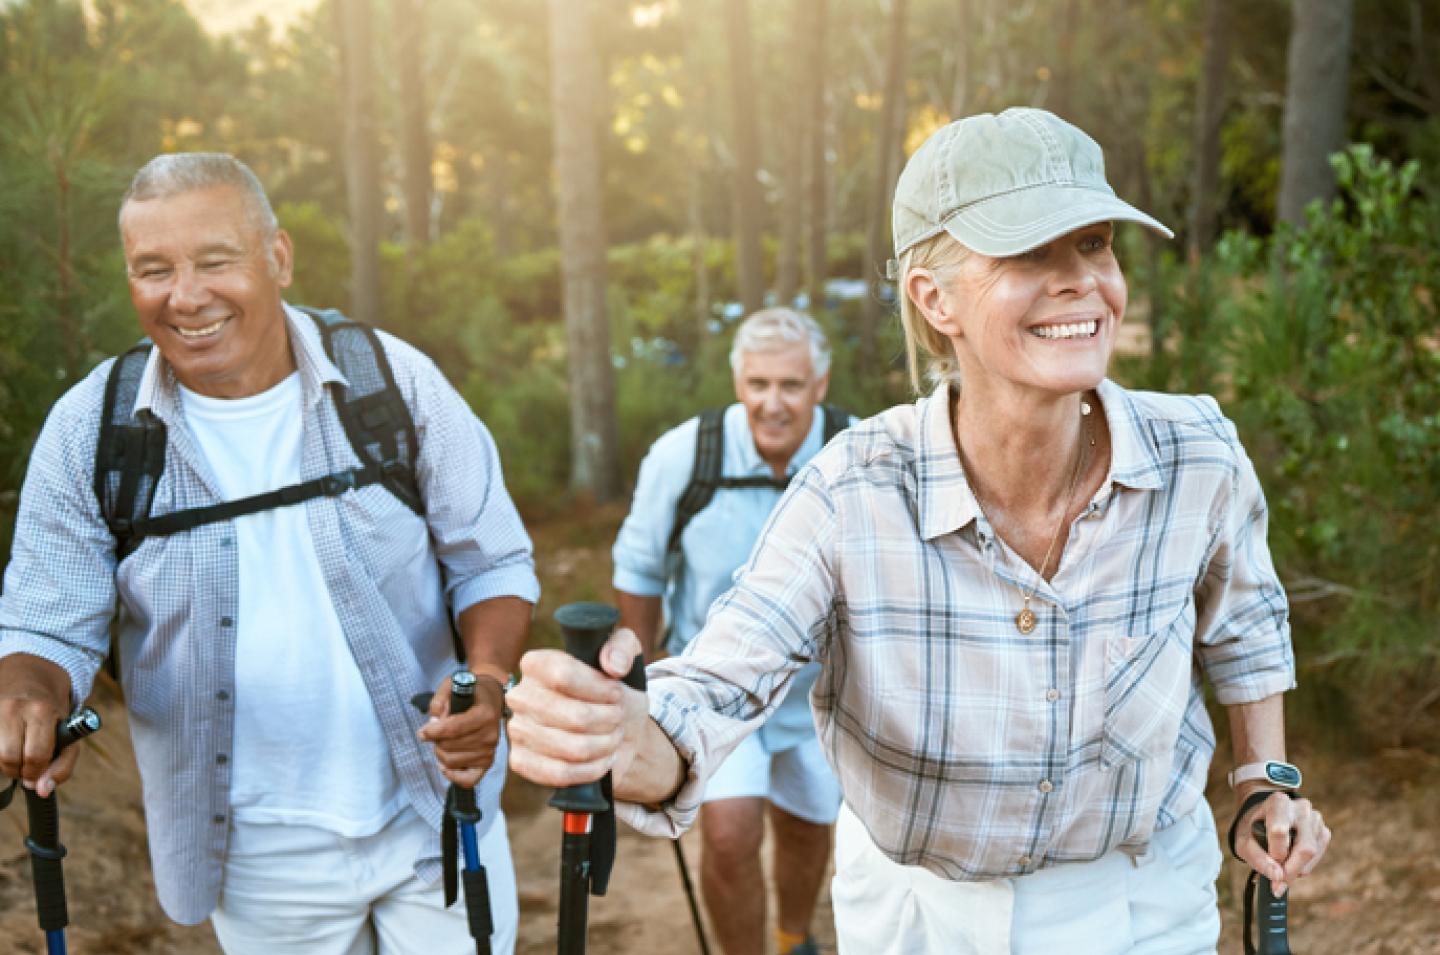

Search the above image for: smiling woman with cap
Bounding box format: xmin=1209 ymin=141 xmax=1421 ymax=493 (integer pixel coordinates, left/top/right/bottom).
xmin=505 ymin=108 xmax=1331 ymax=954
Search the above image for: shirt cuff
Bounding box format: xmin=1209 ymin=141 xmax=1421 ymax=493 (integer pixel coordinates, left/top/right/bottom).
xmin=612 ymin=565 xmax=666 ymax=598
xmin=614 ymin=686 xmax=711 ymax=838
xmin=449 ymin=566 xmax=542 ymax=617
xmin=0 ymin=630 xmax=102 ymax=706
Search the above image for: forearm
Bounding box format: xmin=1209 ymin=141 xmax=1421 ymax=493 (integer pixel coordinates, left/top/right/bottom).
xmin=612 ymin=688 xmax=687 ymax=806
xmin=1224 ymin=692 xmax=1287 ymax=798
xmin=457 ymin=595 xmax=532 ymax=686
xmin=615 ymin=590 xmax=663 ymax=661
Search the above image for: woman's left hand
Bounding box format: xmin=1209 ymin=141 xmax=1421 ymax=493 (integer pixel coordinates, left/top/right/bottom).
xmin=1233 ymin=790 xmax=1332 ymax=896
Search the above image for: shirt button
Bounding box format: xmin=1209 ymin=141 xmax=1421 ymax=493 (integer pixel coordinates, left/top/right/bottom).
xmin=212 ymin=814 xmax=225 ymax=824
xmin=1045 ymin=689 xmax=1060 ymax=702
xmin=1018 ymin=855 xmax=1033 ymax=868
xmin=220 ymin=617 xmax=233 ymax=628
xmin=220 ymin=537 xmax=234 ymax=547
xmin=216 ymin=754 xmax=228 ymax=765
xmin=1038 ymin=780 xmax=1054 ymax=793
xmin=216 ymin=690 xmax=230 ymax=701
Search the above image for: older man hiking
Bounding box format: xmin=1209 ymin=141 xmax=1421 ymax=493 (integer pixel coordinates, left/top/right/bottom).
xmin=611 ymin=308 xmax=849 ymax=955
xmin=0 ymin=153 xmax=538 ymax=954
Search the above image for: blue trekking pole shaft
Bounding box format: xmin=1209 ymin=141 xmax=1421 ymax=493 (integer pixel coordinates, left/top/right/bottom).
xmin=447 ymin=670 xmax=493 ymax=955
xmin=25 ymin=707 xmax=103 ymax=955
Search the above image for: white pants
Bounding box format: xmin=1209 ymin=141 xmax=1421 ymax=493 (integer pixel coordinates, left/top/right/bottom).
xmin=831 ymin=800 xmax=1222 ymax=955
xmin=211 ymin=807 xmax=517 ymax=955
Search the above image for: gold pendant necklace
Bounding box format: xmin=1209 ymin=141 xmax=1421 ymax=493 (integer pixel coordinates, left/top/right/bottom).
xmin=960 ymin=396 xmax=1096 ymax=635
xmin=1011 ymin=400 xmax=1093 ymax=633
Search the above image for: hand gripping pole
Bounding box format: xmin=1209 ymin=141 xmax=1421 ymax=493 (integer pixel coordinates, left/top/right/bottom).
xmin=0 ymin=707 xmax=103 ymax=955
xmin=411 ymin=671 xmax=494 ymax=955
xmin=549 ymin=602 xmax=646 ymax=955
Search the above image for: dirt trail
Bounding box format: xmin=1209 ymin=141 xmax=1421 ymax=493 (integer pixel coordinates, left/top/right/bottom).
xmin=2 ymin=507 xmax=1436 ymax=953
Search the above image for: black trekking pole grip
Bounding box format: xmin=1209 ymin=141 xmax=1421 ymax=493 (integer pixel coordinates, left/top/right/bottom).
xmin=549 ymin=603 xmax=623 ymax=816
xmin=24 ymin=707 xmax=104 ymax=940
xmin=447 ymin=671 xmax=481 ymax=821
xmin=1245 ymin=820 xmax=1294 ymax=955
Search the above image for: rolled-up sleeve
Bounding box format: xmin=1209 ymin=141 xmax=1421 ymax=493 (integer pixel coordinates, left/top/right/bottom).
xmin=1193 ymin=426 xmax=1296 ymax=705
xmin=0 ymin=372 xmax=116 ymax=704
xmin=402 ymin=344 xmax=539 ymax=614
xmin=617 ymin=464 xmax=840 ymax=836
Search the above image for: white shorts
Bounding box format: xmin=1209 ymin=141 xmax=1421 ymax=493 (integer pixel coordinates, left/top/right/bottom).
xmin=831 ymin=799 xmax=1223 ymax=955
xmin=703 ymin=730 xmax=842 ymax=825
xmin=211 ymin=806 xmax=517 ymax=955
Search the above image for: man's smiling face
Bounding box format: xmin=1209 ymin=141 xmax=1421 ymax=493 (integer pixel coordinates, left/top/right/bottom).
xmin=121 ymin=185 xmax=295 ymax=398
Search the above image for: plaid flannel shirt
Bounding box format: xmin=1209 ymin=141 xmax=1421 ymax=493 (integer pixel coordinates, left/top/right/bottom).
xmin=619 ymin=379 xmax=1294 ymax=881
xmin=0 ymin=308 xmax=539 ymax=923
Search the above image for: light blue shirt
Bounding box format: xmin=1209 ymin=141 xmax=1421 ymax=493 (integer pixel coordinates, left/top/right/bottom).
xmin=613 ymin=403 xmax=843 ymax=751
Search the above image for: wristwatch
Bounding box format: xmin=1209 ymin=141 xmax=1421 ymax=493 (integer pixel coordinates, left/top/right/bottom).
xmin=1227 ymin=760 xmax=1303 ymax=791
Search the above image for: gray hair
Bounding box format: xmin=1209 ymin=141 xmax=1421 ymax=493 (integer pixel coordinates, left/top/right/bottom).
xmin=729 ymin=307 xmax=832 ymax=378
xmin=119 ymin=153 xmax=278 ymax=238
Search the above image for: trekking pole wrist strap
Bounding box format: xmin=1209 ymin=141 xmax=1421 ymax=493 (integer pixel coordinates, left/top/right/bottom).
xmin=1227 ymin=789 xmax=1296 ymax=863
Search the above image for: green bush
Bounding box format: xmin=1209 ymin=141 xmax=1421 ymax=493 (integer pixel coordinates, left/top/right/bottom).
xmin=1156 ymin=147 xmax=1439 ymax=675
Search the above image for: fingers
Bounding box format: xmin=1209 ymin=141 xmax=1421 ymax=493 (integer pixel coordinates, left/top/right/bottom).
xmin=0 ymin=700 xmax=62 ymax=786
xmin=1281 ymin=798 xmax=1331 ymax=884
xmin=601 ymin=628 xmax=644 ymax=680
xmin=1236 ymin=792 xmax=1333 ymax=896
xmin=36 ymin=745 xmax=81 ymax=799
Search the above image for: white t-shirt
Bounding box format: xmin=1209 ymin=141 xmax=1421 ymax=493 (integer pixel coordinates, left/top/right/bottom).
xmin=180 ymin=373 xmax=403 ymax=836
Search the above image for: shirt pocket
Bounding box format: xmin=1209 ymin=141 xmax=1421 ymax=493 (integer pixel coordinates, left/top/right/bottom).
xmin=1100 ymin=605 xmax=1195 ymax=770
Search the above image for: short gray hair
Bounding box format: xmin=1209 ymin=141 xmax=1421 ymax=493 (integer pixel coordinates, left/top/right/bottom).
xmin=729 ymin=308 xmax=831 ymax=378
xmin=119 ymin=153 xmax=278 ymax=238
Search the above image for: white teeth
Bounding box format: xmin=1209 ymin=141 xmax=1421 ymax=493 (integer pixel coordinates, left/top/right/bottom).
xmin=1031 ymin=320 xmax=1098 ymax=340
xmin=176 ymin=319 xmax=227 ymax=339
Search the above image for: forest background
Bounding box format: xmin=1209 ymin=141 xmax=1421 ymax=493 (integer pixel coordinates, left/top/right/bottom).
xmin=0 ymin=0 xmax=1437 ymax=802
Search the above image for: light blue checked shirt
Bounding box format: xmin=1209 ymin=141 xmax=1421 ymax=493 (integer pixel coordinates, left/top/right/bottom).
xmin=0 ymin=307 xmax=539 ymax=924
xmin=620 ymin=380 xmax=1295 ymax=881
xmin=613 ymin=403 xmax=843 ymax=752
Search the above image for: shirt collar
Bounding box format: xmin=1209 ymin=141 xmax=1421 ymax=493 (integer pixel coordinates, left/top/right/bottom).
xmin=131 ymin=302 xmax=343 ymax=421
xmin=913 ymin=378 xmax=1166 ymax=542
xmin=915 ymin=382 xmax=979 ymax=540
xmin=728 ymin=402 xmax=827 ymax=477
xmin=1095 ymin=378 xmax=1166 ymax=491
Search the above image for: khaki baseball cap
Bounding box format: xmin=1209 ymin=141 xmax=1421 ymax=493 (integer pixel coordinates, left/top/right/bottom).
xmin=889 ymin=108 xmax=1172 ymax=273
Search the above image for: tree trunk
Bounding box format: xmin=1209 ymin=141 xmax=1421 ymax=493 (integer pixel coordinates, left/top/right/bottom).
xmin=1049 ymin=0 xmax=1080 ymax=118
xmin=394 ymin=0 xmax=432 ymax=254
xmin=1277 ymin=0 xmax=1355 ymax=226
xmin=547 ymin=0 xmax=621 ymax=501
xmin=802 ymin=0 xmax=829 ymax=315
xmin=725 ymin=0 xmax=765 ymax=315
xmin=860 ymin=0 xmax=909 ymax=349
xmin=337 ymin=0 xmax=382 ymax=326
xmin=1187 ymin=0 xmax=1231 ymax=259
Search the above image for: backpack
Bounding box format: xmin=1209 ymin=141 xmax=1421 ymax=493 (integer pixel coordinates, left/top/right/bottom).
xmin=94 ymin=306 xmax=422 ymax=561
xmin=666 ymin=403 xmax=849 ymax=555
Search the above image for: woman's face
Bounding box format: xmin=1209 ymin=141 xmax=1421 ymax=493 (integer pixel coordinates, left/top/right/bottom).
xmin=935 ymin=223 xmax=1127 ymax=401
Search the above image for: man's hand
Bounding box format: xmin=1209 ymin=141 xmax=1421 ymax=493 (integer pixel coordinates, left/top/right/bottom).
xmin=507 ymin=627 xmax=651 ymax=790
xmin=1232 ymin=789 xmax=1332 ymax=897
xmin=0 ymin=655 xmax=76 ymax=798
xmin=417 ymin=670 xmax=507 ymax=790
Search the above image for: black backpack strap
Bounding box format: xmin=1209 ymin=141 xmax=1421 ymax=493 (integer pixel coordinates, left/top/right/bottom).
xmin=666 ymin=409 xmax=726 ymax=556
xmin=95 ymin=342 xmax=167 ymax=562
xmin=299 ymin=307 xmax=423 ymax=515
xmin=821 ymin=403 xmax=850 ymax=444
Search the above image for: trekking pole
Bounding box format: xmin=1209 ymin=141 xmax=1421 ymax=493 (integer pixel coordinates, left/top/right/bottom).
xmin=671 ymin=836 xmax=712 ymax=955
xmin=0 ymin=707 xmax=104 ymax=955
xmin=411 ymin=671 xmax=494 ymax=955
xmin=1243 ymin=820 xmax=1294 ymax=955
xmin=549 ymin=602 xmax=646 ymax=955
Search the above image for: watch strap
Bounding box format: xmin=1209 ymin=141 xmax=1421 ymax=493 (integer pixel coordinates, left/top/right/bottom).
xmin=1227 ymin=760 xmax=1302 ymax=790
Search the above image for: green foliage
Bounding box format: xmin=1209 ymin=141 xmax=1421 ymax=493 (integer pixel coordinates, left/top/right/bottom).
xmin=1147 ymin=147 xmax=1440 ymax=675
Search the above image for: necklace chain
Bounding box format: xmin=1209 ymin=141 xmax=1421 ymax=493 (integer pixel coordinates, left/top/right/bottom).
xmin=961 ymin=396 xmax=1096 ymax=634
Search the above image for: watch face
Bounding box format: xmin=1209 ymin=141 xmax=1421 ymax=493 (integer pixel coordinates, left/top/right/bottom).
xmin=1266 ymin=762 xmax=1302 ymax=788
